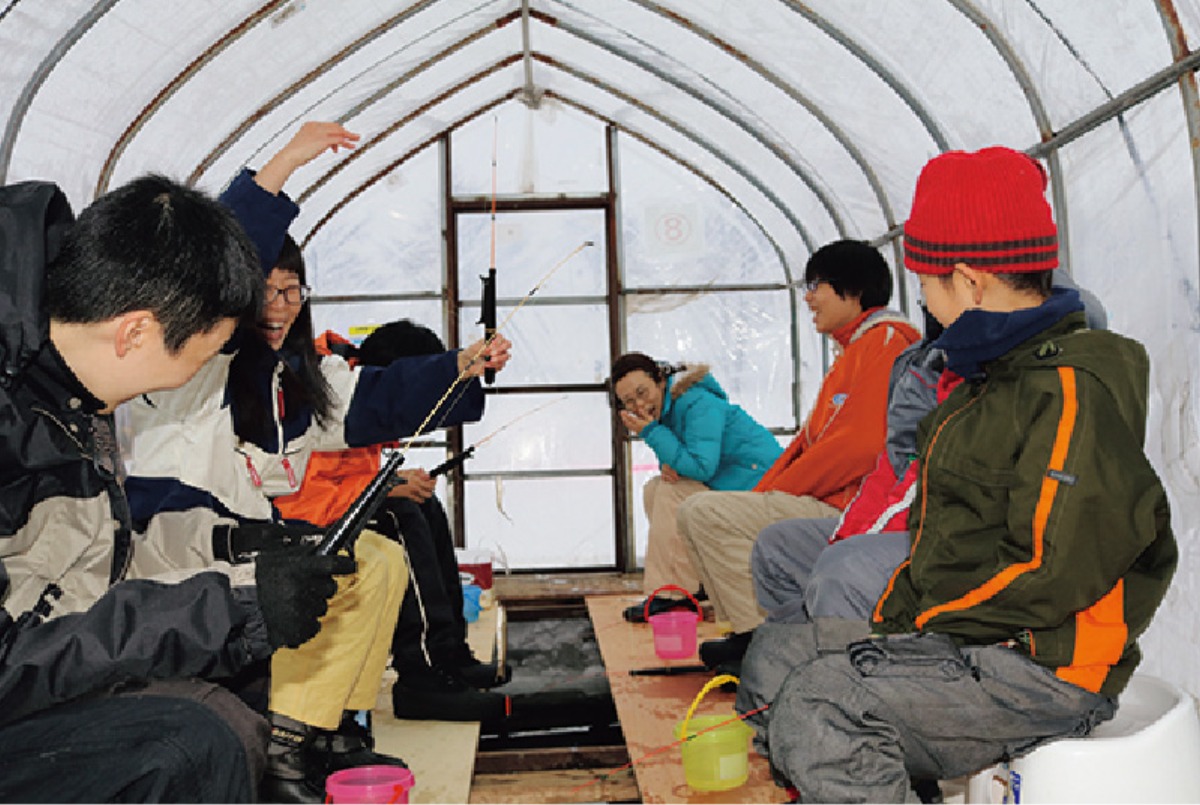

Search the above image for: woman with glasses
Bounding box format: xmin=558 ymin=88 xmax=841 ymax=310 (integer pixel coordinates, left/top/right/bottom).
xmin=117 ymin=121 xmax=511 ymax=802
xmin=610 ymin=352 xmax=782 ymax=622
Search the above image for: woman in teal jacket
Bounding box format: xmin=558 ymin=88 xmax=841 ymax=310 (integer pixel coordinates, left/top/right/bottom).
xmin=612 ymin=352 xmax=782 ymax=620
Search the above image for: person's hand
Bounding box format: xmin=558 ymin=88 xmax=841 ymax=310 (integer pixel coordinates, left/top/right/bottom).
xmin=387 ymin=468 xmax=436 ymax=502
xmin=254 ymin=121 xmax=361 ymax=195
xmin=619 ymin=407 xmax=654 ymax=436
xmin=661 ymin=464 xmax=680 ymax=484
xmin=254 ymin=547 xmax=356 ymax=650
xmin=458 ymin=334 xmax=512 ymax=377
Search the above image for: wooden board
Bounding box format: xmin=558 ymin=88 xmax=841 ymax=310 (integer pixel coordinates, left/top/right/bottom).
xmin=370 ymin=603 xmax=499 ymax=804
xmin=586 ymin=594 xmax=789 ymax=804
xmin=469 ymin=767 xmax=639 ymax=804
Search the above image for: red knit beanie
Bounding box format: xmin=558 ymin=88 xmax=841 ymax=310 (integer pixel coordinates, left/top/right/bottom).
xmin=903 ymin=146 xmax=1058 ymax=274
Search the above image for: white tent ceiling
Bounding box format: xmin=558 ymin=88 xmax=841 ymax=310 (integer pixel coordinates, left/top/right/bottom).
xmin=3 ymin=0 xmax=1198 ymax=700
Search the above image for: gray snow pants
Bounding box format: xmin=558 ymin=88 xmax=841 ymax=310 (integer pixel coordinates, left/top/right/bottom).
xmin=752 ymin=520 xmax=910 ymax=623
xmin=767 ymin=632 xmax=1116 ymax=803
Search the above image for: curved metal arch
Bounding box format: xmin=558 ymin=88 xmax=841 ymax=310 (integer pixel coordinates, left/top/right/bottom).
xmin=287 ymin=52 xmax=821 ymax=272
xmin=529 ymin=55 xmax=818 ymax=256
xmin=548 ymin=90 xmax=797 ymax=283
xmin=777 ymin=0 xmax=951 ymax=153
xmin=94 ymin=0 xmax=446 ymax=194
xmin=297 ymin=86 xmax=803 ymax=424
xmin=0 ymin=0 xmax=122 ymax=184
xmin=1155 ymin=0 xmax=1200 ymax=291
xmin=299 ymin=92 xmax=516 ymax=246
xmin=187 ymin=0 xmax=498 ymax=187
xmin=301 ymin=87 xmax=794 ymax=288
xmin=948 ymin=0 xmax=1072 ymax=272
xmin=79 ymin=2 xmax=824 ymax=278
xmin=612 ymin=0 xmax=910 ymax=308
xmin=191 ymin=4 xmax=828 ymax=258
xmin=547 ymin=4 xmax=849 ymax=235
xmin=93 ymin=0 xmax=292 ymax=197
xmin=182 ymin=7 xmax=522 ymax=191
xmin=298 ymin=55 xmax=523 ymax=202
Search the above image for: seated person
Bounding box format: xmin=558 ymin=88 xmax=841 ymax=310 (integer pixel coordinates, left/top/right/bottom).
xmin=275 ymin=319 xmax=509 ymax=727
xmin=677 ymin=239 xmax=920 ymax=670
xmin=117 ymin=124 xmax=511 ymax=802
xmin=766 ymin=146 xmax=1177 ymax=803
xmin=610 ymin=353 xmax=782 ymax=622
xmin=0 ymin=170 xmax=339 ymax=802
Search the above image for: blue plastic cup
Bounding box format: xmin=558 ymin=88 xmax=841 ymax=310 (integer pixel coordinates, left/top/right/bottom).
xmin=462 ymin=584 xmax=482 ymax=623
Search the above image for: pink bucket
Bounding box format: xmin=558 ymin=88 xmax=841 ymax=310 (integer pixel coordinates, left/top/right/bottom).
xmin=325 ymin=766 xmax=415 ymax=804
xmin=645 ymin=584 xmax=701 ymax=660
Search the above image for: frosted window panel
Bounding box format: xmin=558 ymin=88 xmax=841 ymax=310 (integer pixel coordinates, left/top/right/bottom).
xmin=451 ymin=98 xmax=607 ymax=197
xmin=311 ymin=301 xmax=443 ymax=348
xmin=463 ymin=392 xmax=613 ymax=473
xmin=304 ymin=151 xmax=442 ymax=297
xmin=457 ymin=304 xmax=610 ymax=385
xmin=456 ymin=209 xmax=607 ymax=299
xmin=624 ymin=290 xmax=794 ymax=429
xmin=463 ymin=476 xmax=616 ymax=569
xmin=619 ymin=136 xmax=787 ymax=287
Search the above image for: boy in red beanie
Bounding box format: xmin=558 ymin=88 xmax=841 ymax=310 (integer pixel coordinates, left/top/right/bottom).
xmin=764 ymin=146 xmax=1177 ymax=803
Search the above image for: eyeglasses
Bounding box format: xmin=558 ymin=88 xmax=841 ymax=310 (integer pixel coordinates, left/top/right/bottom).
xmin=264 ymin=284 xmax=312 ymax=305
xmin=803 ymin=278 xmax=827 ymax=293
xmin=618 ymin=384 xmax=653 ymax=411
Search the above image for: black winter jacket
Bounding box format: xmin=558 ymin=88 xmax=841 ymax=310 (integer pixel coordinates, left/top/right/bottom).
xmin=0 ymin=181 xmax=272 ymax=728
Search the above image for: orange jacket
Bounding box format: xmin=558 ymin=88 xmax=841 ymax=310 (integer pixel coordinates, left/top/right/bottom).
xmin=754 ymin=308 xmax=919 ymax=510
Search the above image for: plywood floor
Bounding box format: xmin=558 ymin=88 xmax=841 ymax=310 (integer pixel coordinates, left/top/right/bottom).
xmin=371 ymin=605 xmax=497 ymax=804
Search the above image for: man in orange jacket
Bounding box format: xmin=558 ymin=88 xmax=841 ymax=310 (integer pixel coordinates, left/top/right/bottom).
xmin=677 ymin=239 xmax=919 ymax=670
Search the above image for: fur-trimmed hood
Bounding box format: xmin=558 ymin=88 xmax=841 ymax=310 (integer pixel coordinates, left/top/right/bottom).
xmin=669 ymin=363 xmax=720 ymax=400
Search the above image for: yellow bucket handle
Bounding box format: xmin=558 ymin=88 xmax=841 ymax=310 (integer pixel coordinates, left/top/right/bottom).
xmin=681 ymin=674 xmax=739 ymax=740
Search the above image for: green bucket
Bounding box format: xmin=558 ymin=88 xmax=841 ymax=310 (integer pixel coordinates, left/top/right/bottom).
xmin=673 ymin=674 xmax=754 ymax=792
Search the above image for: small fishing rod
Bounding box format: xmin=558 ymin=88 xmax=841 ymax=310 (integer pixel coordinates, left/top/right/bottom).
xmin=429 ymin=395 xmax=569 ymax=478
xmin=316 ymin=397 xmax=567 ymax=555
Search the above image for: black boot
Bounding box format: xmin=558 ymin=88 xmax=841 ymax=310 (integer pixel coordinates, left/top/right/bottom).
xmin=448 ymin=643 xmax=511 ymax=689
xmin=393 ymin=664 xmax=508 ymax=728
xmin=699 ymin=629 xmax=754 ymax=670
xmin=308 ymin=711 xmax=408 ymax=780
xmin=622 ymin=594 xmax=702 ymax=624
xmin=259 ymin=715 xmax=324 ymax=804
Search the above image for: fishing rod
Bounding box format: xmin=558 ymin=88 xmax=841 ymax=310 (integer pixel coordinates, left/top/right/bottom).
xmin=429 ymin=395 xmax=568 ymax=478
xmin=479 ymin=116 xmax=499 ymax=385
xmin=315 ymin=449 xmax=404 ymax=556
xmin=317 ymin=397 xmax=568 ymax=555
xmin=315 ymin=240 xmax=590 ymax=557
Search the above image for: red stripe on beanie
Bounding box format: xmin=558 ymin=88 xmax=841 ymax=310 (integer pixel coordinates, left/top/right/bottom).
xmin=903 ymin=147 xmax=1058 ymax=274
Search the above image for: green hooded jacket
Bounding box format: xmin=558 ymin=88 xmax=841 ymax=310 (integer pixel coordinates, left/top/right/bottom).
xmin=874 ymin=310 xmax=1176 ymax=698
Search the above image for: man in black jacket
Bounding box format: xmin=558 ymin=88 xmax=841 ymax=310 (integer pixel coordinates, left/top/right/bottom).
xmin=0 ymin=176 xmax=350 ymax=802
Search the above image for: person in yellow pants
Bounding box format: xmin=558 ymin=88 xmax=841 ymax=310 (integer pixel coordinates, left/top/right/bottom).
xmin=118 ymin=122 xmax=510 ymax=802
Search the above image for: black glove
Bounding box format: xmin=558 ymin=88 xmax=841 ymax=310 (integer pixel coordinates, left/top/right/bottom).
xmin=213 ymin=521 xmax=323 ymax=564
xmin=254 ymin=547 xmax=356 ymax=650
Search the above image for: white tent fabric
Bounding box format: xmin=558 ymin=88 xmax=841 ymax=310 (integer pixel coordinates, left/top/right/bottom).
xmin=2 ymin=0 xmax=1197 ymax=701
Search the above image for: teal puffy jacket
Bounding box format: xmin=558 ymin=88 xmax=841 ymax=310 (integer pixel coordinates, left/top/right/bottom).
xmin=641 ymin=365 xmax=782 ymax=491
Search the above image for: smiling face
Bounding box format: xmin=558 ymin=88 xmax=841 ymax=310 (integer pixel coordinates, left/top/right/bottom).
xmin=614 ymin=369 xmax=667 ymax=421
xmin=804 ymin=280 xmax=864 ymax=335
xmin=258 ymin=267 xmax=305 ymax=351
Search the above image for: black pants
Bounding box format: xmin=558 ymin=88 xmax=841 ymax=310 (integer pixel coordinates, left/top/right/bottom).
xmin=0 ymin=678 xmax=267 ymax=803
xmin=372 ymin=496 xmax=468 ymax=675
